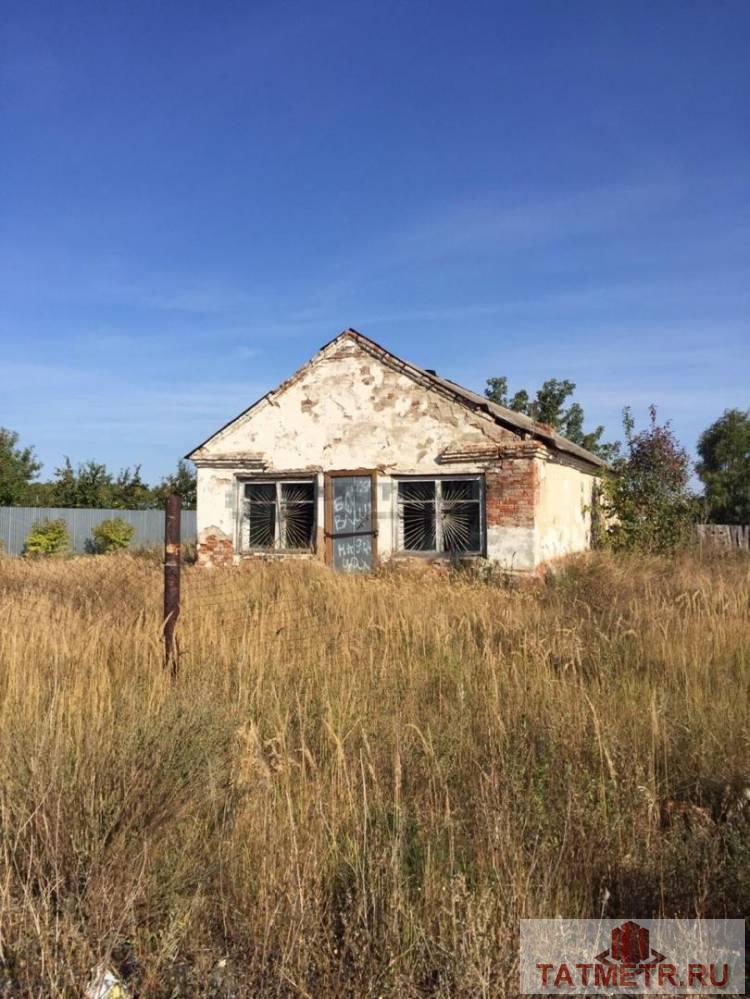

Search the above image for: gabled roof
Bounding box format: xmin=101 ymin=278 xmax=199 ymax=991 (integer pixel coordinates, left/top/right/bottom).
xmin=187 ymin=328 xmax=607 ymax=469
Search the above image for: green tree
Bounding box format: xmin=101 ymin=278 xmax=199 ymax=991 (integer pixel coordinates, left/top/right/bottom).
xmin=112 ymin=466 xmax=153 ymax=509
xmin=695 ymin=409 xmax=750 ymax=525
xmin=26 ymin=481 xmax=58 ymax=507
xmin=51 ymin=458 xmax=114 ymax=508
xmin=484 ymin=377 xmax=529 ymax=413
xmin=601 ymin=406 xmax=694 ymax=553
xmin=48 ymin=460 xmax=155 ymax=509
xmin=485 ymin=376 xmax=614 ymax=459
xmin=0 ymin=428 xmax=42 ymax=505
xmin=152 ymin=460 xmax=197 ymax=509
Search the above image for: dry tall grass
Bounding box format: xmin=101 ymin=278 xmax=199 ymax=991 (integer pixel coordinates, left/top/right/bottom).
xmin=0 ymin=551 xmax=748 ymax=996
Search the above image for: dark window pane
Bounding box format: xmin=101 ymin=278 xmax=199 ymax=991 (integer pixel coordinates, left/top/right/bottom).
xmin=399 ymin=480 xmax=436 ymax=551
xmin=442 ymin=478 xmax=480 ymax=502
xmin=398 ymin=480 xmax=436 ymax=504
xmin=281 ymin=482 xmax=315 ymax=549
xmin=246 ymin=483 xmax=276 ymax=503
xmin=402 ymin=502 xmax=436 ymax=550
xmin=246 ymin=483 xmax=276 ymax=548
xmin=441 ymin=479 xmax=481 ymax=553
xmin=441 ymin=500 xmax=480 ymax=552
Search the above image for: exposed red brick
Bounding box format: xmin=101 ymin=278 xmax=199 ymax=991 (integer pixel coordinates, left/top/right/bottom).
xmin=485 ymin=457 xmax=538 ymax=529
xmin=198 ymin=533 xmax=234 ymax=568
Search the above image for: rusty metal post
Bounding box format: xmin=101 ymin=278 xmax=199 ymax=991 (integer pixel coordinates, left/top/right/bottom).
xmin=164 ymin=494 xmax=181 ymax=677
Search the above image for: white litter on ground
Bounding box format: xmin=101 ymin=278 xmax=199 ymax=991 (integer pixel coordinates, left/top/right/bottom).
xmin=84 ymin=965 xmax=129 ymax=999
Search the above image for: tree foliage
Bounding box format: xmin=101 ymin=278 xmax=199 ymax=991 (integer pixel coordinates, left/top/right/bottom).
xmin=0 ymin=428 xmax=42 ymax=505
xmin=484 ymin=376 xmax=614 ymax=459
xmin=151 ymin=460 xmax=197 ymax=509
xmin=2 ymin=439 xmax=198 ymax=511
xmin=696 ymin=408 xmax=750 ymax=525
xmin=50 ymin=459 xmax=115 ymax=508
xmin=46 ymin=459 xmax=154 ymax=509
xmin=599 ymin=406 xmax=694 ymax=553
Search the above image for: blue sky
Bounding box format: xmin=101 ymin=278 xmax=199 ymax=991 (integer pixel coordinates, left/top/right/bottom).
xmin=2 ymin=1 xmax=748 ymax=482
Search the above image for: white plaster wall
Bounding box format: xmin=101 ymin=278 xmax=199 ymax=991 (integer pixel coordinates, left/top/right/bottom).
xmin=196 ymin=468 xmax=236 ymax=540
xmin=535 ymin=458 xmax=596 ymax=563
xmin=196 ymin=339 xmax=509 ymax=474
xmin=486 ymin=525 xmax=536 ymax=571
xmin=378 ymin=475 xmax=395 ymax=558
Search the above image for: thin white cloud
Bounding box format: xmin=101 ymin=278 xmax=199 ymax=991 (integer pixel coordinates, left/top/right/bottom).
xmin=389 ymin=180 xmax=688 ymax=261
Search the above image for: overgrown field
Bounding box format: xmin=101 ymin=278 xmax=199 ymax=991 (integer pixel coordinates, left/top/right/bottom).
xmin=0 ymin=551 xmax=748 ymax=996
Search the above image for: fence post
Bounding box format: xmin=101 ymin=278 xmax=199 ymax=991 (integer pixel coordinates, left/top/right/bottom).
xmin=164 ymin=495 xmax=181 ymax=677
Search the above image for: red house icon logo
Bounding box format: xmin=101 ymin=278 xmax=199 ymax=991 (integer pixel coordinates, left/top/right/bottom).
xmin=595 ymin=921 xmax=667 ymax=968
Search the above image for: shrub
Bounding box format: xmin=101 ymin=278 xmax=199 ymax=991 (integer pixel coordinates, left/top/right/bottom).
xmin=600 ymin=406 xmax=695 ymax=554
xmin=24 ymin=518 xmax=70 ymax=557
xmin=92 ymin=517 xmax=135 ymax=554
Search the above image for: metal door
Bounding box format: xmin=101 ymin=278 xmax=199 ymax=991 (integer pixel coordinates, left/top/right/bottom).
xmin=324 ymin=471 xmax=377 ymax=572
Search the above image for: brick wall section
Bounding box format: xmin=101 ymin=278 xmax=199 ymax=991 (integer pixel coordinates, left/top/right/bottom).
xmin=197 ymin=530 xmax=234 ymax=567
xmin=485 ymin=456 xmax=538 ymax=529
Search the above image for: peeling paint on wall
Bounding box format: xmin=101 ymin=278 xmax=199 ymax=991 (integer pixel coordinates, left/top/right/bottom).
xmin=192 ymin=332 xmax=599 ymax=571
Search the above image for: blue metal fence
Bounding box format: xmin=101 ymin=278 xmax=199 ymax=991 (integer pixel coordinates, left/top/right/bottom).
xmin=0 ymin=507 xmax=197 ymax=556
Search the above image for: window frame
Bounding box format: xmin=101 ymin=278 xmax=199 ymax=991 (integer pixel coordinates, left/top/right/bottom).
xmin=394 ymin=474 xmax=485 ymax=557
xmin=239 ymin=477 xmax=317 ymax=554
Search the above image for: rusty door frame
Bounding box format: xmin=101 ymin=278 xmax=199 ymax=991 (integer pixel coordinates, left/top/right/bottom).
xmin=323 ymin=469 xmax=379 ymax=568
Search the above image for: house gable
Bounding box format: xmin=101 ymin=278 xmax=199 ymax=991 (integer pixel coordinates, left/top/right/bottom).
xmin=189 ymin=331 xmax=518 ymax=475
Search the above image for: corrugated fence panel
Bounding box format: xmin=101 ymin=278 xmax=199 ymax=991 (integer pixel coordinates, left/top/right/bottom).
xmin=0 ymin=507 xmax=196 ymax=557
xmin=695 ymin=524 xmax=750 ymax=550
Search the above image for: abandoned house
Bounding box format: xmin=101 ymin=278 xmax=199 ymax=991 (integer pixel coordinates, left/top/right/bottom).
xmin=187 ymin=329 xmax=606 ymax=572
